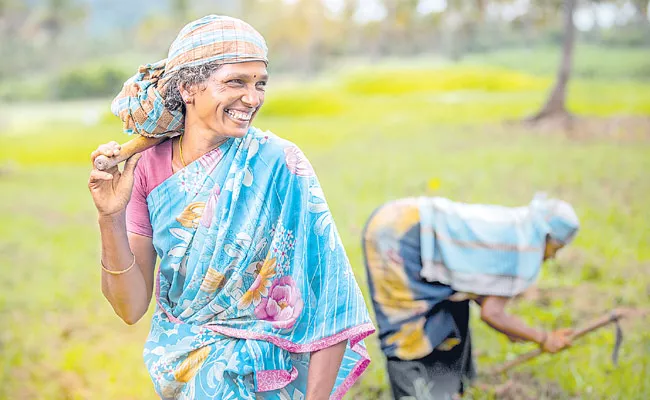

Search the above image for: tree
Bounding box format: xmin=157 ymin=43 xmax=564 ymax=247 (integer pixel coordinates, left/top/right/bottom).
xmin=631 ymin=0 xmax=649 ymax=26
xmin=528 ymin=0 xmax=577 ymax=123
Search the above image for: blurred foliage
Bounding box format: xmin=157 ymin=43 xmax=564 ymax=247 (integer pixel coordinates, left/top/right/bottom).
xmin=3 ymin=44 xmax=649 ymax=102
xmin=343 ymin=66 xmax=549 ymax=95
xmin=0 ymin=59 xmax=138 ymax=101
xmin=464 ymin=45 xmax=650 ymax=80
xmin=1 ymin=0 xmax=649 ymax=99
xmin=55 ymin=63 xmax=132 ymax=100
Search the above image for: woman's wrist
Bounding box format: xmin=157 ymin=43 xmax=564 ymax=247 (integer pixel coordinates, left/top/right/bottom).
xmin=101 ymin=254 xmax=136 ymax=275
xmin=537 ymin=330 xmax=548 ymax=346
xmin=98 ymin=210 xmax=127 ymax=223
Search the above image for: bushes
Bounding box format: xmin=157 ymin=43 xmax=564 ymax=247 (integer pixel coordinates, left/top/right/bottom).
xmin=55 ymin=63 xmax=132 ymax=100
xmin=0 ymin=62 xmax=132 ymax=101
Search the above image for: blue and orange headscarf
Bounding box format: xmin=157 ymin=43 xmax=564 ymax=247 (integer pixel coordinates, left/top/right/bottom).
xmin=110 ymin=15 xmax=268 ymax=138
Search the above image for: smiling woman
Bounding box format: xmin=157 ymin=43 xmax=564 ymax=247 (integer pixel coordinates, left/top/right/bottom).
xmin=86 ymin=15 xmax=374 ymax=400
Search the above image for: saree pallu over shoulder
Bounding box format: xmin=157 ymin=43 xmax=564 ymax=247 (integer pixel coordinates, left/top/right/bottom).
xmin=143 ymin=128 xmax=374 ymax=399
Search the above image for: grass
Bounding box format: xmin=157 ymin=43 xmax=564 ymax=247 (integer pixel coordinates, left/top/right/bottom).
xmin=1 ymin=47 xmax=649 ymax=399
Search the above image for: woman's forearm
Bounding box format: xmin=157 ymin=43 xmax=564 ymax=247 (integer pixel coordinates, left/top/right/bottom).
xmin=305 ymin=340 xmax=347 ymax=400
xmin=98 ymin=212 xmax=149 ymax=324
xmin=480 ymin=296 xmax=545 ymax=344
xmin=481 ymin=308 xmax=545 ymax=344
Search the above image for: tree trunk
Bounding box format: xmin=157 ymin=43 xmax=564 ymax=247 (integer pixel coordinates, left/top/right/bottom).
xmin=476 ymin=0 xmax=486 ymax=24
xmin=632 ymin=0 xmax=649 ymax=26
xmin=304 ymin=0 xmax=323 ymax=74
xmin=376 ymin=0 xmax=398 ymax=58
xmin=529 ymin=0 xmax=576 ymax=122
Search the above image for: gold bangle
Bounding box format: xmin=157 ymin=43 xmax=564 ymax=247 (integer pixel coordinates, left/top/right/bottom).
xmin=101 ymin=255 xmax=136 ymax=275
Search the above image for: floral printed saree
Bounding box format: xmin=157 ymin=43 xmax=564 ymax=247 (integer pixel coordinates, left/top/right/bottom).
xmin=142 ymin=128 xmax=374 ymax=399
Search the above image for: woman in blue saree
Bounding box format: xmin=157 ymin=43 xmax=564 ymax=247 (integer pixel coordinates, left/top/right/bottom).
xmin=88 ymin=15 xmax=374 ymax=400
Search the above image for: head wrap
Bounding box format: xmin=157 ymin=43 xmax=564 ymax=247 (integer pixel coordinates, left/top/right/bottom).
xmin=110 ymin=15 xmax=268 ymax=138
xmin=531 ymin=193 xmax=580 ymax=244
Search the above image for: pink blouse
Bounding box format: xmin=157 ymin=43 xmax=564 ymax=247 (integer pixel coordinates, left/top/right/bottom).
xmin=126 ymin=139 xmax=173 ymax=237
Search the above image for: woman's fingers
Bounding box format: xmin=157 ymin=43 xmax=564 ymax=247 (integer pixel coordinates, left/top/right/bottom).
xmin=102 ymin=141 xmax=121 ymax=157
xmin=91 ymin=142 xmax=123 ymax=175
xmin=91 ymin=142 xmax=122 ymax=161
xmin=88 ymin=169 xmax=114 ymax=187
xmin=118 ymin=154 xmax=141 ymax=190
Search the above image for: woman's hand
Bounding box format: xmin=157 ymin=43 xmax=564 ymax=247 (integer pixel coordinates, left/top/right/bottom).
xmin=541 ymin=328 xmax=573 ymax=353
xmin=479 ymin=296 xmax=571 ymax=349
xmin=88 ymin=141 xmax=141 ymax=217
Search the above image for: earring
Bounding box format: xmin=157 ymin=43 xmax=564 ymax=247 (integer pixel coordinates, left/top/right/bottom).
xmin=184 ymin=98 xmax=192 ymax=105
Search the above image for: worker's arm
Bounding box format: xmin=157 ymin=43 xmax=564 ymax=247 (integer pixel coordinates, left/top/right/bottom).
xmin=477 ymin=295 xmax=572 ymax=353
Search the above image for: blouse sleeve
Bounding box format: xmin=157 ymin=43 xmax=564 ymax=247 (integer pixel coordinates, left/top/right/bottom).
xmin=125 ymin=156 xmax=153 ymax=238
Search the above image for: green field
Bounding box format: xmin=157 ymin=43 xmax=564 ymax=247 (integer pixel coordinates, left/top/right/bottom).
xmin=1 ymin=47 xmax=649 ymax=399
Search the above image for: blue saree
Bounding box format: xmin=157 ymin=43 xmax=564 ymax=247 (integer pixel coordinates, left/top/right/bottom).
xmin=142 ymin=128 xmax=374 ymax=399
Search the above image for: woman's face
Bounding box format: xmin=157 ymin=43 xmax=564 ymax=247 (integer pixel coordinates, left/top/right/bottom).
xmin=184 ymin=61 xmax=268 ymax=138
xmin=543 ymin=237 xmax=565 ymax=261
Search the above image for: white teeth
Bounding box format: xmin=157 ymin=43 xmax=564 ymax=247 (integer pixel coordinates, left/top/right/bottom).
xmin=226 ymin=109 xmax=252 ymax=121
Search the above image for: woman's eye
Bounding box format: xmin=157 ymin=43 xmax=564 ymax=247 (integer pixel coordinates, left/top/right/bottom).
xmin=227 ymin=79 xmax=245 ymax=86
xmin=256 ymin=81 xmax=267 ymax=91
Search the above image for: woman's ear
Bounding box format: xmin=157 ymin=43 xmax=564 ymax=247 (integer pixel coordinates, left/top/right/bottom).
xmin=179 ymin=82 xmax=194 ymax=105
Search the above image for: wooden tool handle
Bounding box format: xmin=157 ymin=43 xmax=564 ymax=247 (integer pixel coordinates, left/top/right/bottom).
xmin=94 ymin=135 xmax=165 ymax=171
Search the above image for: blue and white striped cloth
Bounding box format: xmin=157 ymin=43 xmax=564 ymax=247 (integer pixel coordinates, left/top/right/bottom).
xmin=419 ymin=194 xmax=579 ymax=297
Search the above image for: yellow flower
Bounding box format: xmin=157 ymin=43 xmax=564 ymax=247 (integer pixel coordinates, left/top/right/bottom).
xmin=173 ymin=346 xmax=211 ymax=383
xmin=200 ymin=268 xmax=227 ymax=293
xmin=176 ymin=202 xmax=206 ymax=228
xmin=238 ymin=257 xmax=276 ymax=309
xmin=427 ymin=177 xmax=441 ymax=191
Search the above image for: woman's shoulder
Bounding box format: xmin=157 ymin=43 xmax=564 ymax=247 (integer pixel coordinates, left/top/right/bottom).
xmin=248 ymin=128 xmax=304 ymax=160
xmin=247 ymin=128 xmax=316 ymax=177
xmin=134 ymin=138 xmax=173 ymax=194
xmin=249 ymin=128 xmax=297 ymax=148
xmin=135 ymin=137 xmax=172 ymax=164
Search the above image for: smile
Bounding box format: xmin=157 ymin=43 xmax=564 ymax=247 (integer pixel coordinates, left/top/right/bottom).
xmin=225 ymin=108 xmax=253 ymax=122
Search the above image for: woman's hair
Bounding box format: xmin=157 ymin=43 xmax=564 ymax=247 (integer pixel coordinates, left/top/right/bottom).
xmin=164 ymin=62 xmax=223 ymax=113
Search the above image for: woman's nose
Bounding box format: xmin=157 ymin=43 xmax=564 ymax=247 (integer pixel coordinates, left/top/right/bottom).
xmin=242 ymin=88 xmax=261 ymax=108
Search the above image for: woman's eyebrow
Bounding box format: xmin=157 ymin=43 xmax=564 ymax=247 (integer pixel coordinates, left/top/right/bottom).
xmin=223 ymin=73 xmax=269 ymax=81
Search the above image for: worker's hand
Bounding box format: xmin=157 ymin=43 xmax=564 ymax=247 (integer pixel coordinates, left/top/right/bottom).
xmin=88 ymin=142 xmax=141 ymax=217
xmin=541 ymin=328 xmax=574 ymax=353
